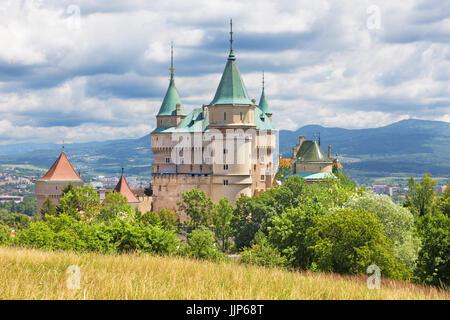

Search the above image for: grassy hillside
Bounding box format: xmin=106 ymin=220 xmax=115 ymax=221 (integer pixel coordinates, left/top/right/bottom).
xmin=0 ymin=247 xmax=448 ymax=300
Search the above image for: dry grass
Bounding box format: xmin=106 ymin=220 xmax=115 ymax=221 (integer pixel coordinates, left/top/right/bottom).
xmin=0 ymin=246 xmax=448 ymax=300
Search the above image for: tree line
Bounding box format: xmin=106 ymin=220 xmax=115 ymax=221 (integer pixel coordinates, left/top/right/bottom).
xmin=0 ymin=173 xmax=448 ymax=288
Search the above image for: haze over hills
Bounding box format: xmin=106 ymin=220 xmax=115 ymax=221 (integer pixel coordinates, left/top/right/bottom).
xmin=0 ymin=119 xmax=449 ymax=184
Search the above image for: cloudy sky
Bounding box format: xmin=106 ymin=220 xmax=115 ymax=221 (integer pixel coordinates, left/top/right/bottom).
xmin=0 ymin=0 xmax=449 ymax=144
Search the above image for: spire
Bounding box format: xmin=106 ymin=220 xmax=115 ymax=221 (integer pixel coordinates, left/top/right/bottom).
xmin=229 ymin=19 xmax=234 ymax=56
xmin=157 ymin=42 xmax=185 ymax=117
xmin=258 ymin=71 xmax=270 ymax=114
xmin=209 ymin=20 xmax=252 ymax=106
xmin=114 ymin=170 xmax=140 ymax=203
xmin=40 ymin=151 xmax=82 ymax=181
xmin=169 ymin=41 xmax=175 ymax=80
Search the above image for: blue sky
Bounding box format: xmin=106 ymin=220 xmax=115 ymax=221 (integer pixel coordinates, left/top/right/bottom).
xmin=0 ymin=0 xmax=449 ymax=143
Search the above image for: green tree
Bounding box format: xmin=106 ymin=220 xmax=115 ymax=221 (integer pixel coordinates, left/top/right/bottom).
xmin=58 ymin=185 xmax=100 ymax=219
xmin=405 ymin=174 xmax=437 ymax=217
xmin=159 ymin=208 xmax=178 ymax=231
xmin=268 ymin=207 xmax=317 ymax=269
xmin=186 ymin=226 xmax=226 ymax=261
xmin=213 ymin=198 xmax=234 ymax=252
xmin=308 ymin=208 xmax=407 ymax=279
xmin=98 ymin=192 xmax=134 ymax=222
xmin=40 ymin=196 xmax=57 ymax=218
xmin=345 ymin=192 xmax=421 ymax=270
xmin=177 ymin=189 xmax=215 ymax=230
xmin=240 ymin=231 xmax=287 ymax=268
xmin=0 ymin=224 xmax=11 ymax=245
xmin=139 ymin=211 xmax=161 ymax=227
xmin=415 ymin=211 xmax=450 ymax=287
xmin=437 ymin=183 xmax=450 ymax=217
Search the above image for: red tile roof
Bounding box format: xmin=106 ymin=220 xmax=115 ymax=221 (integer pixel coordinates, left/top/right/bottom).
xmin=114 ymin=174 xmax=140 ymax=203
xmin=40 ymin=152 xmax=82 ymax=181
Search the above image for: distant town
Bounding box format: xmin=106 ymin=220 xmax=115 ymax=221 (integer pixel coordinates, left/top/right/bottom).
xmin=0 ymin=165 xmax=447 ymax=209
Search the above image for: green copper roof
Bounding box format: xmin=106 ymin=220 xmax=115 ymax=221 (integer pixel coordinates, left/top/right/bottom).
xmin=157 ymin=77 xmax=186 ymax=116
xmin=258 ymin=88 xmax=270 ymax=114
xmin=296 ymin=141 xmax=331 ymax=163
xmin=283 ymin=172 xmax=336 ymax=180
xmin=209 ymin=53 xmax=253 ymax=106
xmin=254 ymin=106 xmax=274 ymax=130
xmin=152 ymin=107 xmax=209 ymax=133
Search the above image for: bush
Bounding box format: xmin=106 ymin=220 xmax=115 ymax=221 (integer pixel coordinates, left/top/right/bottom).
xmin=415 ymin=212 xmax=450 ymax=287
xmin=159 ymin=208 xmax=178 ymax=230
xmin=139 ymin=211 xmax=161 ymax=227
xmin=239 ymin=231 xmax=287 ymax=268
xmin=186 ymin=227 xmax=227 ymax=262
xmin=268 ymin=207 xmax=318 ymax=269
xmin=345 ymin=192 xmax=420 ymax=270
xmin=0 ymin=224 xmax=11 ymax=245
xmin=308 ymin=208 xmax=408 ymax=279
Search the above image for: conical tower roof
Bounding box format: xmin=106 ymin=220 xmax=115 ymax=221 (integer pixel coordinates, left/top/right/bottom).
xmin=114 ymin=171 xmax=140 ymax=203
xmin=296 ymin=141 xmax=332 ymax=163
xmin=209 ymin=20 xmax=253 ymax=106
xmin=258 ymin=73 xmax=270 ymax=114
xmin=40 ymin=151 xmax=82 ymax=181
xmin=157 ymin=43 xmax=186 ymax=116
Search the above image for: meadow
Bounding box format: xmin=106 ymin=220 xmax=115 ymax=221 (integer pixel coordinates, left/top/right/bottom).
xmin=0 ymin=247 xmax=448 ymax=300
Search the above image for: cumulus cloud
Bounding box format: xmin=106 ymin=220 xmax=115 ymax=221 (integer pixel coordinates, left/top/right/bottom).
xmin=0 ymin=0 xmax=448 ymax=143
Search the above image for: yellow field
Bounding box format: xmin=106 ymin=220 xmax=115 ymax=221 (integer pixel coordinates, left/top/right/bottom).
xmin=0 ymin=246 xmax=448 ymax=300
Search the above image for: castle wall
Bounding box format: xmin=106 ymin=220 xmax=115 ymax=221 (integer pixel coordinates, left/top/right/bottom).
xmin=35 ymin=180 xmax=84 ymax=217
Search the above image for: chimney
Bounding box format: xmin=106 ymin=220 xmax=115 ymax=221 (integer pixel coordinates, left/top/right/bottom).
xmin=292 ymin=147 xmax=296 ymax=159
xmin=176 ymin=103 xmax=181 ymax=115
xmin=202 ymin=104 xmax=207 ymax=119
xmin=78 ymin=170 xmax=82 ymax=178
xmin=328 ymin=145 xmax=331 ymax=158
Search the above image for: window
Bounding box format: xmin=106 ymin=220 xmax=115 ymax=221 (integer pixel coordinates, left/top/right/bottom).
xmin=240 ymin=112 xmax=243 ymax=121
xmin=159 ymin=185 xmax=161 ymax=191
xmin=224 ymin=112 xmax=227 ymax=120
xmin=165 ymin=158 xmax=170 ymax=163
xmin=157 ymin=165 xmax=159 ymax=171
xmin=261 ymin=175 xmax=265 ymax=181
xmin=223 ymin=148 xmax=228 ymax=154
xmin=190 ymin=164 xmax=193 ymax=171
xmin=223 ymin=164 xmax=229 ymax=170
xmin=254 ymin=164 xmax=256 ymax=171
xmin=223 ymin=180 xmax=229 ymax=186
xmin=200 ymin=165 xmax=203 ymax=171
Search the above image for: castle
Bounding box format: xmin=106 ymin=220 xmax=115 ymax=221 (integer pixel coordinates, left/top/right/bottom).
xmin=151 ymin=21 xmax=277 ymax=216
xmin=35 ymin=21 xmax=339 ymax=218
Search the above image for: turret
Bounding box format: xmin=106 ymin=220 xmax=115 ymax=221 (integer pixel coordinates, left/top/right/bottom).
xmin=156 ymin=42 xmax=186 ymax=128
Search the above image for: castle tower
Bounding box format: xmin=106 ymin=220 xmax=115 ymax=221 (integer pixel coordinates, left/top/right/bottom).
xmin=150 ymin=21 xmax=276 ymax=217
xmin=208 ymin=19 xmax=255 ymax=203
xmin=35 ymin=150 xmax=84 ymax=216
xmin=107 ymin=169 xmax=140 ymax=209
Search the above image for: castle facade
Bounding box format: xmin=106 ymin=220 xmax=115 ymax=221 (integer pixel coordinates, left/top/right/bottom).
xmin=151 ymin=23 xmax=277 ymax=217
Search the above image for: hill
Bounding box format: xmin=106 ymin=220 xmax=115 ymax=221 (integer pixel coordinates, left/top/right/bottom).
xmin=0 ymin=119 xmax=449 ymax=183
xmin=0 ymin=246 xmax=447 ymax=300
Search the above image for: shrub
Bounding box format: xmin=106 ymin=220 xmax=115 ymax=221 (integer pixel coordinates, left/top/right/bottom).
xmin=308 ymin=208 xmax=408 ymax=279
xmin=415 ymin=212 xmax=450 ymax=287
xmin=159 ymin=208 xmax=178 ymax=230
xmin=0 ymin=224 xmax=11 ymax=245
xmin=345 ymin=192 xmax=421 ymax=270
xmin=240 ymin=231 xmax=287 ymax=268
xmin=186 ymin=227 xmax=227 ymax=262
xmin=139 ymin=211 xmax=161 ymax=227
xmin=268 ymin=207 xmax=317 ymax=269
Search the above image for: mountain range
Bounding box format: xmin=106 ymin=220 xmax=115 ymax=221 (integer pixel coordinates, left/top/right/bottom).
xmin=0 ymin=119 xmax=449 ymax=184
